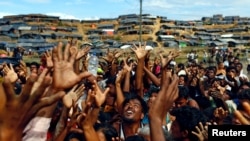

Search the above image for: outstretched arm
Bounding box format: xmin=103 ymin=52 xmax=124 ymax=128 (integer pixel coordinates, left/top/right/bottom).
xmin=0 ymin=70 xmax=64 ymax=141
xmin=130 ymin=42 xmax=149 ymax=96
xmin=115 ymin=70 xmax=126 ymax=113
xmin=149 ymin=73 xmax=179 ymax=141
xmin=143 ymin=66 xmax=160 ymax=86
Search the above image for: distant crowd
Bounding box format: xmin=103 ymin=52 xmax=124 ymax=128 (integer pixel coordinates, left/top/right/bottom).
xmin=0 ymin=41 xmax=249 ymax=141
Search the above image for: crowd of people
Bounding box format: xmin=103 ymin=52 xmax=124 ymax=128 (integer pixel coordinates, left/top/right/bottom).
xmin=0 ymin=41 xmax=249 ymax=141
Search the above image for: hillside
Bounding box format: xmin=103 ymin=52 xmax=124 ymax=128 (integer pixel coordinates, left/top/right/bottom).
xmin=0 ymin=14 xmax=250 ymax=58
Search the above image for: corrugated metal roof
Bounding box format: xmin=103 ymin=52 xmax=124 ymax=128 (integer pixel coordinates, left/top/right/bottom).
xmin=0 ymin=25 xmax=14 ymax=31
xmin=18 ymin=26 xmax=32 ymax=30
xmin=18 ymin=38 xmax=46 ymax=43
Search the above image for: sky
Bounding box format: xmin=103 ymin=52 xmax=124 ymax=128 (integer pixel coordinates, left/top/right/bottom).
xmin=0 ymin=0 xmax=250 ymax=21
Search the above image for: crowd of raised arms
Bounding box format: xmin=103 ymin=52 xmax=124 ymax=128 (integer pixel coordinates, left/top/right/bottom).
xmin=0 ymin=41 xmax=249 ymax=141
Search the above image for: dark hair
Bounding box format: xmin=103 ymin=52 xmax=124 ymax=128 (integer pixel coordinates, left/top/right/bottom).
xmin=226 ymin=66 xmax=237 ymax=73
xmin=144 ymin=85 xmax=160 ymax=99
xmin=94 ymin=123 xmax=118 ymax=141
xmin=177 ymin=86 xmax=189 ymax=99
xmin=237 ymin=88 xmax=250 ymax=100
xmin=98 ymin=110 xmax=113 ymax=123
xmin=206 ymin=66 xmax=216 ymax=73
xmin=170 ymin=106 xmax=208 ymax=141
xmin=29 ymin=61 xmax=40 ymax=68
xmin=122 ymin=94 xmax=148 ymax=115
xmin=125 ymin=135 xmax=147 ymax=141
xmin=178 ymin=75 xmax=188 ymax=83
xmin=64 ymin=132 xmax=85 ymax=141
xmin=202 ymin=107 xmax=216 ymax=121
xmin=106 ymin=76 xmax=117 ymax=85
xmin=235 ymin=62 xmax=243 ymax=68
xmin=177 ymin=63 xmax=185 ymax=70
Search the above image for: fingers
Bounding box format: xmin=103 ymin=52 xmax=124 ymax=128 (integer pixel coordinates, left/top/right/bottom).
xmin=86 ymin=89 xmax=95 ymax=104
xmin=198 ymin=122 xmax=204 ymax=131
xmin=29 ymin=74 xmax=51 ymax=103
xmin=2 ymin=77 xmax=16 ymax=101
xmin=69 ymin=47 xmax=77 ymax=64
xmin=78 ymin=71 xmax=92 ymax=81
xmin=70 ymin=84 xmax=79 ymax=92
xmin=29 ymin=91 xmax=65 ymax=117
xmin=191 ymin=130 xmax=200 ymax=137
xmin=103 ymin=87 xmax=110 ymax=96
xmin=64 ymin=43 xmax=71 ymax=61
xmin=169 ymin=74 xmax=179 ymax=93
xmin=52 ymin=45 xmax=59 ymax=62
xmin=164 ymin=71 xmax=172 ymax=88
xmin=20 ymin=60 xmax=26 ymax=68
xmin=37 ymin=68 xmax=48 ymax=84
xmin=20 ymin=73 xmax=38 ymax=102
xmin=2 ymin=64 xmax=10 ymax=74
xmin=44 ymin=50 xmax=49 ymax=58
xmin=9 ymin=63 xmax=14 ymax=71
xmin=75 ymin=85 xmax=85 ymax=100
xmin=57 ymin=42 xmax=63 ymax=61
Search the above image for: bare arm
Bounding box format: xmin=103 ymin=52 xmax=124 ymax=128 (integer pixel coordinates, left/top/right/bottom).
xmin=131 ymin=42 xmax=149 ymax=96
xmin=143 ymin=66 xmax=160 ymax=86
xmin=149 ymin=73 xmax=179 ymax=141
xmin=115 ymin=70 xmax=126 ymax=113
xmin=122 ymin=57 xmax=132 ymax=92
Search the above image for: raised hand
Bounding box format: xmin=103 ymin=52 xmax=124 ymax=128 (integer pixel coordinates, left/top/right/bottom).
xmin=159 ymin=50 xmax=180 ymax=68
xmin=0 ymin=72 xmax=64 ymax=140
xmin=149 ymin=73 xmax=179 ymax=141
xmin=92 ymin=80 xmax=110 ymax=108
xmin=191 ymin=122 xmax=208 ymax=141
xmin=31 ymin=68 xmax=51 ymax=95
xmin=17 ymin=60 xmax=28 ymax=79
xmin=44 ymin=50 xmax=53 ymax=68
xmin=62 ymin=84 xmax=85 ymax=108
xmin=76 ymin=45 xmax=91 ymax=60
xmin=2 ymin=63 xmax=18 ymax=83
xmin=213 ymin=107 xmax=228 ymax=121
xmin=102 ymin=48 xmax=122 ymax=64
xmin=52 ymin=42 xmax=92 ymax=90
xmin=130 ymin=42 xmax=148 ymax=59
xmin=123 ymin=57 xmax=133 ymax=72
xmin=115 ymin=70 xmax=125 ymax=85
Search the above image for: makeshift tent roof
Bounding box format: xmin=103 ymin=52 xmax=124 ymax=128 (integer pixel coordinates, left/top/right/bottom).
xmin=0 ymin=25 xmax=14 ymax=32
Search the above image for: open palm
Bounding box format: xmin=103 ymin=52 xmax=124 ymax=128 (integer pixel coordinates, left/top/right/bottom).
xmin=131 ymin=42 xmax=148 ymax=59
xmin=52 ymin=42 xmax=91 ymax=90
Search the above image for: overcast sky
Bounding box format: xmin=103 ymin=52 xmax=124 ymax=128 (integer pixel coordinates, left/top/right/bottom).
xmin=0 ymin=0 xmax=249 ymax=20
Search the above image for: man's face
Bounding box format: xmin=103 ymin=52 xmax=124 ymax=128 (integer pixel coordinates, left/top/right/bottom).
xmin=122 ymin=99 xmax=144 ymax=122
xmin=226 ymin=69 xmax=236 ymax=79
xmin=236 ymin=64 xmax=242 ymax=71
xmin=207 ymin=70 xmax=215 ymax=79
xmin=30 ymin=65 xmax=38 ymax=74
xmin=170 ymin=120 xmax=184 ymax=141
xmin=174 ymin=97 xmax=188 ymax=108
xmin=178 ymin=76 xmax=185 ymax=86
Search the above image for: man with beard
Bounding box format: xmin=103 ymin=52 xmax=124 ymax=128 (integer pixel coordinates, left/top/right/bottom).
xmin=118 ymin=94 xmax=148 ymax=140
